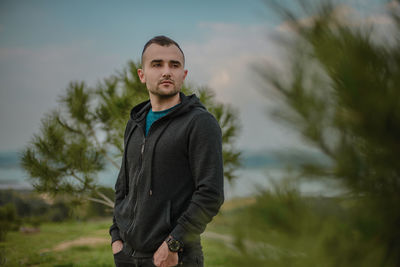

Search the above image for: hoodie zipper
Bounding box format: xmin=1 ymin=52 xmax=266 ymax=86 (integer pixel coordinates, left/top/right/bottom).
xmin=127 ymin=126 xmax=150 ymax=256
xmin=127 ymin=137 xmax=145 ymax=230
xmin=126 ymin=109 xmax=177 ymax=256
xmin=126 ymin=115 xmax=165 ymax=235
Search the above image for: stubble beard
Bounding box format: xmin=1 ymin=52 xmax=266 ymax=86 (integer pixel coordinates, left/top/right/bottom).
xmin=149 ymin=84 xmax=181 ymax=99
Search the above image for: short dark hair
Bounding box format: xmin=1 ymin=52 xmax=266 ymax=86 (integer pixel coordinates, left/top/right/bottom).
xmin=141 ymin=35 xmax=185 ymax=65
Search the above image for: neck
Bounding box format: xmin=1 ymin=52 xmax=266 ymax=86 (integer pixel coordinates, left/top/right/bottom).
xmin=149 ymin=93 xmax=181 ymax=111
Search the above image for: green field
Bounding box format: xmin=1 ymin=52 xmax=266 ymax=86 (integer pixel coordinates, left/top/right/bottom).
xmin=1 ymin=193 xmax=392 ymax=266
xmin=0 ymin=211 xmax=239 ymax=267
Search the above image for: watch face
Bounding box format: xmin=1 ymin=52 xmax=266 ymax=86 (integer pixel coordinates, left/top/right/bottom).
xmin=168 ymin=239 xmax=181 ymax=252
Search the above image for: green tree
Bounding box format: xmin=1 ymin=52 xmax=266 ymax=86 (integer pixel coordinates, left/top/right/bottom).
xmin=0 ymin=203 xmax=20 ymax=241
xmin=232 ymin=1 xmax=400 ymax=266
xmin=21 ymin=61 xmax=240 ymax=208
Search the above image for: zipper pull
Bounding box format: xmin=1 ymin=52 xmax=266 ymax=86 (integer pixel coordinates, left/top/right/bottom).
xmin=141 ymin=139 xmax=145 ymax=154
xmin=149 ymin=189 xmax=153 ymax=196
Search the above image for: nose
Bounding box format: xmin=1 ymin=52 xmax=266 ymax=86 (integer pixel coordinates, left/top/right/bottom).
xmin=162 ymin=66 xmax=172 ymax=78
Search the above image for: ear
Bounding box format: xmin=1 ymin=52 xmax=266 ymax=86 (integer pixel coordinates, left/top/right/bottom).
xmin=183 ymin=69 xmax=188 ymax=80
xmin=137 ymin=68 xmax=146 ymax=83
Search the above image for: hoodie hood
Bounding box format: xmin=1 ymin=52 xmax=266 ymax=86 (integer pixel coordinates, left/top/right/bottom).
xmin=130 ymin=92 xmax=205 ymax=122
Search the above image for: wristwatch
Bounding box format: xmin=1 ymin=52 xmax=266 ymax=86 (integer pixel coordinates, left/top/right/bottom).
xmin=165 ymin=236 xmax=183 ymax=252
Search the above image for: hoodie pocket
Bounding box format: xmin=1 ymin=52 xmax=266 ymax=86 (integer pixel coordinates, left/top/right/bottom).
xmin=125 ymin=199 xmax=173 ymax=252
xmin=114 ymin=197 xmax=133 ymax=236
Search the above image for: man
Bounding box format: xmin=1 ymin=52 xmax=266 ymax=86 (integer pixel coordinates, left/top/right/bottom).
xmin=109 ymin=36 xmax=224 ymax=267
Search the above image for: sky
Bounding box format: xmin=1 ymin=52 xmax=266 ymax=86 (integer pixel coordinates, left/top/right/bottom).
xmin=0 ymin=0 xmax=395 ymax=154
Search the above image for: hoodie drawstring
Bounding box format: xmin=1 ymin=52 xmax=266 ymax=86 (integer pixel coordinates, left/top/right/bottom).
xmin=148 ymin=119 xmax=174 ymax=196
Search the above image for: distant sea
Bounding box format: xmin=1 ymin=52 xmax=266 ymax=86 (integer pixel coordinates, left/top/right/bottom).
xmin=0 ymin=150 xmax=343 ymax=199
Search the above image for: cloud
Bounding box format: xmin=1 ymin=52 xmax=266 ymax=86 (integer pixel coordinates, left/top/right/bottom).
xmin=183 ymin=22 xmax=307 ymax=151
xmin=365 ymin=14 xmax=393 ymax=25
xmin=277 ymin=3 xmax=395 ymax=32
xmin=185 ymin=23 xmax=280 ymax=103
xmin=276 ymin=3 xmax=397 ymax=48
xmin=0 ymin=41 xmax=125 ymax=151
xmin=276 ymin=5 xmax=354 ymax=33
xmin=386 ymin=0 xmax=400 ymax=10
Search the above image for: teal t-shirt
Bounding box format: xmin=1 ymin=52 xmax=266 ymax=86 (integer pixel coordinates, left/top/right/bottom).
xmin=145 ymin=104 xmax=179 ymax=136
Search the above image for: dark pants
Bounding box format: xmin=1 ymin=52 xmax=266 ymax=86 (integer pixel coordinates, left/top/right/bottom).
xmin=113 ymin=249 xmax=204 ymax=267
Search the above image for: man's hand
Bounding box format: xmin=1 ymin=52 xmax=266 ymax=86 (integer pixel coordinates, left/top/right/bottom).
xmin=112 ymin=240 xmax=124 ymax=255
xmin=153 ymin=241 xmax=179 ymax=267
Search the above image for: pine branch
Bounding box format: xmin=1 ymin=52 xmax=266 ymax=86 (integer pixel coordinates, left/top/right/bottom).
xmin=87 ymin=124 xmax=120 ymax=169
xmin=56 ymin=116 xmax=83 ymax=134
xmin=70 ymin=172 xmax=87 ymax=185
xmin=71 ymin=171 xmax=114 ymax=207
xmin=86 ymin=196 xmax=114 ymax=208
xmin=94 ymin=189 xmax=114 ymax=207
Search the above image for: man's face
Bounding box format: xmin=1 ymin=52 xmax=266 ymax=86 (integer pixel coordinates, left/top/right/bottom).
xmin=138 ymin=44 xmax=188 ymax=99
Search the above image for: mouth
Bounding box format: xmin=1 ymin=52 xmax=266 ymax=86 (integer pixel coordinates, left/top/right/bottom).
xmin=160 ymin=80 xmax=174 ymax=85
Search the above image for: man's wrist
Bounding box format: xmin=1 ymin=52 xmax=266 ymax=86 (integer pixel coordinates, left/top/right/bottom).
xmin=110 ymin=228 xmax=122 ymax=244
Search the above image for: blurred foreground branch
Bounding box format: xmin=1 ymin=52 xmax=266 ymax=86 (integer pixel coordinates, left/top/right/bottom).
xmin=232 ymin=1 xmax=400 ymax=266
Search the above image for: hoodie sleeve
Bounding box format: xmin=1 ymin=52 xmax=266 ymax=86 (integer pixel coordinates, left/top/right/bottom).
xmin=170 ymin=112 xmax=224 ymax=245
xmin=109 ymin=120 xmax=132 ymax=244
xmin=109 ymin=160 xmax=126 ymax=244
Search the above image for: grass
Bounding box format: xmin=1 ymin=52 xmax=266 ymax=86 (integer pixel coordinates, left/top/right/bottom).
xmin=0 ymin=207 xmax=242 ymax=267
xmin=1 ymin=219 xmax=113 ymax=266
xmin=2 ymin=195 xmax=367 ymax=266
